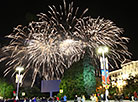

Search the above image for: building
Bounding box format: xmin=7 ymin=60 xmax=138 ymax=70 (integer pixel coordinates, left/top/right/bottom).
xmin=121 ymin=60 xmax=138 ymax=79
xmin=109 ymin=60 xmax=138 ymax=90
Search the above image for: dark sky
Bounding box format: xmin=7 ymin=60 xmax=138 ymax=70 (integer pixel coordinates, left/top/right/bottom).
xmin=0 ymin=0 xmax=138 ymax=60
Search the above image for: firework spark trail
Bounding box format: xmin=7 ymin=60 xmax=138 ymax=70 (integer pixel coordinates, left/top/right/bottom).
xmin=0 ymin=0 xmax=131 ymax=86
xmin=75 ymin=17 xmax=131 ymax=68
xmin=1 ymin=21 xmax=69 ymax=86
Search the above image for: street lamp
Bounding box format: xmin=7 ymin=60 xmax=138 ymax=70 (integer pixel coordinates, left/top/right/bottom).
xmin=98 ymin=46 xmax=109 ymax=102
xmin=98 ymin=46 xmax=109 ymax=54
xmin=15 ymin=66 xmax=24 ymax=100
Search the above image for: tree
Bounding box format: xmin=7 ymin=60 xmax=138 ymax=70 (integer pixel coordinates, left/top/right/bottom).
xmin=95 ymin=77 xmax=104 ymax=94
xmin=83 ymin=54 xmax=96 ymax=95
xmin=20 ymin=86 xmax=42 ymax=98
xmin=58 ymin=59 xmax=86 ymax=99
xmin=0 ymin=79 xmax=14 ymax=98
xmin=123 ymin=74 xmax=138 ymax=97
xmin=108 ymin=85 xmax=119 ymax=99
xmin=58 ymin=55 xmax=97 ymax=99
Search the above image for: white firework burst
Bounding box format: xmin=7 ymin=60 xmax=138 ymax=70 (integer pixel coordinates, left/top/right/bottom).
xmin=0 ymin=0 xmax=131 ymax=86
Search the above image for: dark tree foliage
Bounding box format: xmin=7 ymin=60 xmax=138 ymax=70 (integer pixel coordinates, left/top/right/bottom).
xmin=0 ymin=79 xmax=14 ymax=98
xmin=108 ymin=85 xmax=118 ymax=96
xmin=83 ymin=54 xmax=96 ymax=95
xmin=58 ymin=55 xmax=97 ymax=99
xmin=123 ymin=74 xmax=138 ymax=96
xmin=19 ymin=86 xmax=44 ymax=98
xmin=58 ymin=59 xmax=87 ymax=99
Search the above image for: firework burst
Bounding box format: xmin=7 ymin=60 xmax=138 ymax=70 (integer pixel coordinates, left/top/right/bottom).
xmin=0 ymin=0 xmax=131 ymax=86
xmin=1 ymin=22 xmax=66 ymax=86
xmin=74 ymin=17 xmax=131 ymax=67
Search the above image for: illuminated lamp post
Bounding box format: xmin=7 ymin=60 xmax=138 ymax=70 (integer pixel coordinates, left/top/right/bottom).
xmin=15 ymin=66 xmax=24 ymax=100
xmin=98 ymin=46 xmax=109 ymax=102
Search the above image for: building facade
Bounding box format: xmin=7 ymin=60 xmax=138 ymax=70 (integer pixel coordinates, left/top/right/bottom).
xmin=109 ymin=60 xmax=138 ymax=90
xmin=121 ymin=60 xmax=138 ymax=79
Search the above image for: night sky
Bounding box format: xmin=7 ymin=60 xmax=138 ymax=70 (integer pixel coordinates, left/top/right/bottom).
xmin=0 ymin=0 xmax=138 ymax=61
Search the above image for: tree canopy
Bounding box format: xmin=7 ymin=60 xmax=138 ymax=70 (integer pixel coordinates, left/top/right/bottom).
xmin=0 ymin=79 xmax=14 ymax=98
xmin=58 ymin=56 xmax=97 ymax=99
xmin=123 ymin=74 xmax=138 ymax=96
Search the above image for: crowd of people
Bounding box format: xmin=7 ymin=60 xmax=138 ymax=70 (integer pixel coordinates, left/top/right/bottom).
xmin=0 ymin=95 xmax=67 ymax=102
xmin=73 ymin=91 xmax=138 ymax=102
xmin=0 ymin=91 xmax=137 ymax=102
